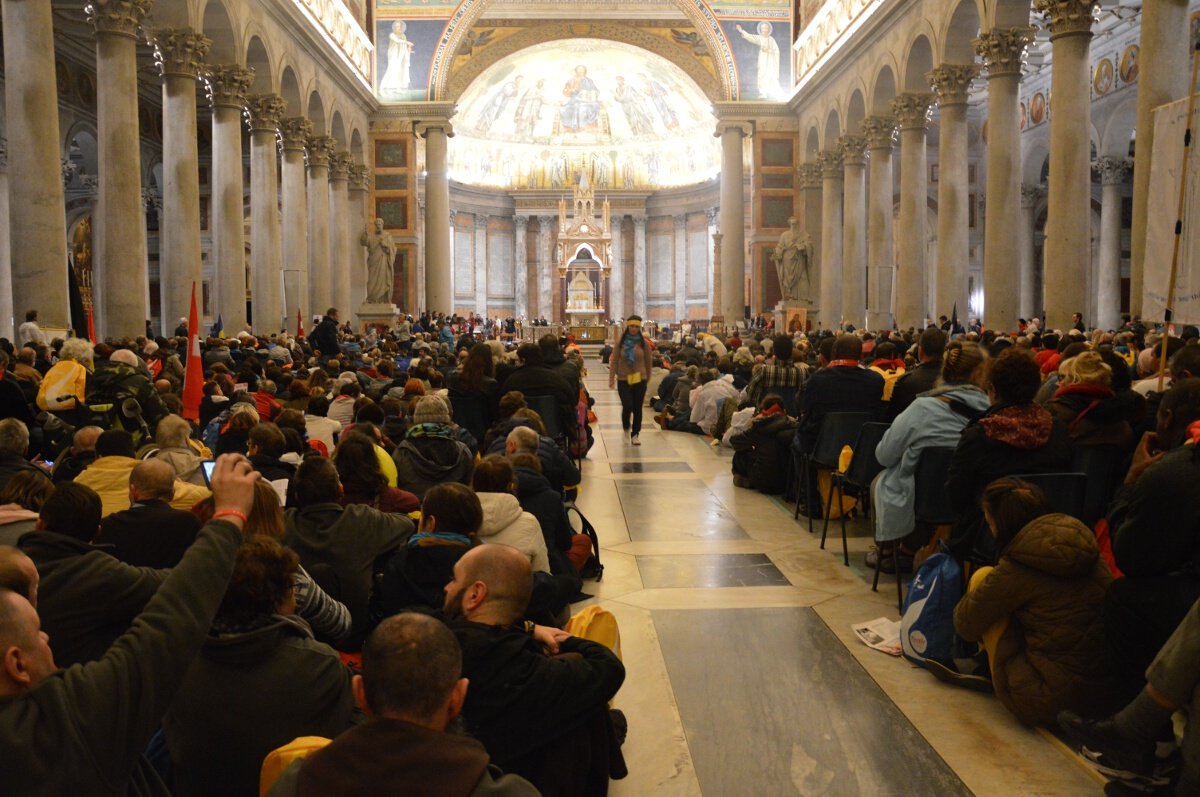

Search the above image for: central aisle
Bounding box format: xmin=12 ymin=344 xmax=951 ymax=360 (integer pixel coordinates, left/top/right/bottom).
xmin=570 ymin=359 xmax=1104 ymax=796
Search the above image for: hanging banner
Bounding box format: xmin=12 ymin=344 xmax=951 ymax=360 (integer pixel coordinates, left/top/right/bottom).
xmin=1143 ymin=95 xmax=1200 ymax=324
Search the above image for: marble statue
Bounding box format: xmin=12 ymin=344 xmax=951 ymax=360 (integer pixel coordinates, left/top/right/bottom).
xmin=771 ymin=217 xmax=814 ymax=302
xmin=360 ymin=218 xmax=396 ymax=304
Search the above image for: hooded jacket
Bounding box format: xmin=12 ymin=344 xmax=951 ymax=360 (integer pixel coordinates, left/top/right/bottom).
xmin=954 ymin=514 xmax=1113 ymax=725
xmin=729 ymin=409 xmax=798 ymax=495
xmin=150 ymin=446 xmax=205 ymax=485
xmin=1045 ymin=383 xmax=1136 ymax=452
xmin=392 ymin=424 xmax=475 ymax=499
xmin=164 ymin=615 xmax=357 ymax=797
xmin=946 ymin=404 xmax=1073 ymax=560
xmin=476 ymin=492 xmax=550 ymax=573
xmin=873 ymin=384 xmax=991 ymax=543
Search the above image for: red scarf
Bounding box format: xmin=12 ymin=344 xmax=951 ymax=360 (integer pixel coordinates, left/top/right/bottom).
xmin=828 ymin=359 xmax=860 ymax=369
xmin=1186 ymin=420 xmax=1200 ymax=446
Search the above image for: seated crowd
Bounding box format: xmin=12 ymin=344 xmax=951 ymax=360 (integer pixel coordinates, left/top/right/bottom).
xmin=0 ymin=308 xmax=625 ymax=797
xmin=637 ymin=315 xmax=1200 ymax=794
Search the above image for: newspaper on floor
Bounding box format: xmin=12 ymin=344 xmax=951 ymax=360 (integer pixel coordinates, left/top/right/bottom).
xmin=852 ymin=617 xmax=902 ymax=656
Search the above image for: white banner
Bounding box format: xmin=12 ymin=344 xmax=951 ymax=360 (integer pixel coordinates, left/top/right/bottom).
xmin=1144 ymin=96 xmax=1200 ymax=324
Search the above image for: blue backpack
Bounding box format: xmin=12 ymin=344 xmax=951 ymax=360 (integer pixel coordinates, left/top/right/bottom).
xmin=899 ymin=546 xmax=963 ymax=665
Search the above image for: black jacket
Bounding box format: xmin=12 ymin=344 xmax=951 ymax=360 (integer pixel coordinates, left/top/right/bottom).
xmin=888 ymin=360 xmax=942 ymax=419
xmin=731 ymin=412 xmax=798 ymax=495
xmin=498 ymin=365 xmax=577 ymax=430
xmin=310 ymin=316 xmax=340 ymax=358
xmin=19 ymin=530 xmax=168 ymax=666
xmin=485 ymin=419 xmax=580 ymax=497
xmin=0 ymin=453 xmax=45 ymax=493
xmin=96 ymin=499 xmax=200 ymax=568
xmin=0 ymin=371 xmax=36 ymax=426
xmin=795 ymin=365 xmax=885 ymax=452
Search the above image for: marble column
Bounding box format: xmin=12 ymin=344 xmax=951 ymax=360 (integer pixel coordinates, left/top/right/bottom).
xmin=90 ymin=0 xmax=152 ymax=338
xmin=633 ymin=215 xmax=648 ymax=318
xmin=1019 ymin=184 xmax=1043 ymax=320
xmin=474 ymin=214 xmax=487 ymax=315
xmin=673 ymin=215 xmax=688 ymax=322
xmin=279 ymin=117 xmax=312 ymax=330
xmin=819 ymin=150 xmax=844 ymax=327
xmin=929 ymin=64 xmax=979 ymax=323
xmin=513 ymin=216 xmax=528 ymax=320
xmin=717 ymin=121 xmax=751 ymax=324
xmin=417 ymin=121 xmax=453 ymax=314
xmin=246 ymin=94 xmax=286 ymax=334
xmin=799 ymin=163 xmax=823 ymax=316
xmin=153 ymin=29 xmax=211 ymax=333
xmin=1 ymin=0 xmax=69 ymax=326
xmin=891 ymin=93 xmax=933 ymax=330
xmin=1129 ymin=0 xmax=1191 ymax=316
xmin=328 ymin=152 xmax=352 ymax=319
xmin=863 ymin=116 xmax=897 ymax=329
xmin=1035 ymin=0 xmax=1097 ymax=329
xmin=207 ymin=65 xmax=254 ymax=337
xmin=0 ymin=142 xmax=11 ymax=339
xmin=705 ymin=208 xmax=718 ymax=317
xmin=1096 ymin=157 xmax=1130 ymax=330
xmin=348 ymin=164 xmax=371 ymax=312
xmin=306 ymin=136 xmax=335 ymax=316
xmin=977 ymin=27 xmax=1035 ymax=333
xmin=609 ymin=215 xmax=624 ymax=320
xmin=840 ymin=136 xmax=868 ymax=329
xmin=536 ymin=216 xmax=554 ymax=320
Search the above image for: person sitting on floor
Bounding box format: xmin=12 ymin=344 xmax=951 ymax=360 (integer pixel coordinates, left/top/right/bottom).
xmin=264 ymin=612 xmax=538 ymax=797
xmin=472 ymin=456 xmax=549 ymax=574
xmin=946 ymin=348 xmax=1072 ymax=563
xmin=164 ymin=536 xmax=358 ymax=797
xmin=95 ymin=459 xmax=200 ymax=569
xmin=334 ymin=431 xmax=420 ymax=515
xmin=740 ymin=335 xmax=807 ymax=411
xmin=445 ymin=544 xmax=626 ymax=795
xmin=729 ymin=394 xmax=798 ymax=495
xmin=942 ymin=478 xmax=1113 ymax=727
xmin=870 ymin=340 xmax=990 ymax=573
xmin=391 ymin=396 xmax=475 ymax=499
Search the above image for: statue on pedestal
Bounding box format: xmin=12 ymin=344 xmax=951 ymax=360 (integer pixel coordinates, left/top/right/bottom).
xmin=360 ymin=218 xmax=396 ymax=304
xmin=771 ymin=217 xmax=814 ymax=303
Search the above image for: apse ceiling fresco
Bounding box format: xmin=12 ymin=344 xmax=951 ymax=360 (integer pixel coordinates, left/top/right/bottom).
xmin=448 ymin=38 xmax=721 ymax=190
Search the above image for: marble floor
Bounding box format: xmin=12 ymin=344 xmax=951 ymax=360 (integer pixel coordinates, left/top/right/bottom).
xmin=571 ymin=364 xmax=1105 ymax=797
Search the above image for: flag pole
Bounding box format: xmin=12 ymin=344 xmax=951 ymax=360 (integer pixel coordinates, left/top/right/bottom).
xmin=1158 ymin=38 xmax=1200 ymax=393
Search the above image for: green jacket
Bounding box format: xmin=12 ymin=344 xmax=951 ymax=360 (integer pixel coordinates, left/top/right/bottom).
xmin=0 ymin=520 xmax=244 ymax=795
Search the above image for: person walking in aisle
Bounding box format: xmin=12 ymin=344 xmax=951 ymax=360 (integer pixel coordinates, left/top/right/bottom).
xmin=609 ymin=316 xmax=653 ymax=445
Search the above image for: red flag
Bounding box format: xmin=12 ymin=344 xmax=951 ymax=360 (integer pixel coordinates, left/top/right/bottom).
xmin=297 ymin=308 xmax=304 ymax=338
xmin=182 ymin=283 xmax=204 ymax=422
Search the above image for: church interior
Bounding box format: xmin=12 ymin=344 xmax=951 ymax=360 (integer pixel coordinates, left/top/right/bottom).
xmin=0 ymin=1 xmax=1198 ymax=795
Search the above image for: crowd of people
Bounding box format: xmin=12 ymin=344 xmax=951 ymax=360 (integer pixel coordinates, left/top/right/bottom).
xmin=0 ymin=307 xmax=625 ymax=797
xmin=628 ymin=313 xmax=1200 ymax=795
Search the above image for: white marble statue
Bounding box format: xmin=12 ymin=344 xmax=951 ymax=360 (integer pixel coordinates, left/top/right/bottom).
xmin=360 ymin=218 xmax=396 ymax=304
xmin=771 ymin=217 xmax=814 ymax=303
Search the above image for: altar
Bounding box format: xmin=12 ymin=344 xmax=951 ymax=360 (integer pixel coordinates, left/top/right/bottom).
xmin=556 ymin=174 xmax=612 ymax=326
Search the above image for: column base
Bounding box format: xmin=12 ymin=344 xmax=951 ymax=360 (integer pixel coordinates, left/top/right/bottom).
xmin=356 ymin=302 xmax=399 ymax=332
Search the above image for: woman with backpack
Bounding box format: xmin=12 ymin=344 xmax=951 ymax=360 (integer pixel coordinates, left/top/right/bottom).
xmin=868 ymin=340 xmax=990 ymax=572
xmin=947 ymin=478 xmax=1113 ymax=726
xmin=608 ymin=315 xmax=653 ymax=446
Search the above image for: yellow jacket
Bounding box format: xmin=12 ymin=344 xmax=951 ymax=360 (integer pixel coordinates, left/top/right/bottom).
xmin=37 ymin=360 xmax=88 ymax=411
xmin=75 ymin=456 xmax=211 ymax=517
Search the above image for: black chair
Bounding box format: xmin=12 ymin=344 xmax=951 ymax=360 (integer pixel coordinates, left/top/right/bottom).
xmin=821 ymin=422 xmax=890 ymax=566
xmin=771 ymin=385 xmax=801 ymax=417
xmin=1010 ymin=472 xmax=1089 ymax=521
xmin=525 ymin=393 xmax=581 ymax=470
xmin=1072 ymin=445 xmax=1124 ymax=524
xmin=449 ymin=394 xmax=488 ymax=451
xmin=873 ymin=446 xmax=956 ymax=610
xmin=794 ymin=411 xmax=874 ymax=535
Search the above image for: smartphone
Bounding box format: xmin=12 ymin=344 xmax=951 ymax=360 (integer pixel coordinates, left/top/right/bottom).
xmin=41 ymin=460 xmax=54 ymax=469
xmin=200 ymin=460 xmax=216 ymax=487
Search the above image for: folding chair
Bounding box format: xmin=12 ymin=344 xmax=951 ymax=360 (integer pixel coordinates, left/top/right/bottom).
xmin=794 ymin=412 xmax=874 ymax=535
xmin=1010 ymin=472 xmax=1089 ymax=521
xmin=821 ymin=422 xmax=890 ymax=566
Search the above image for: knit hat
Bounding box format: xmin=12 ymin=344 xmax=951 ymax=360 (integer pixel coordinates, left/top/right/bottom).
xmin=412 ymin=395 xmax=451 ymax=425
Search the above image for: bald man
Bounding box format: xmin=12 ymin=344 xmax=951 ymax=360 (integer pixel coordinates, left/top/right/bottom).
xmin=52 ymin=425 xmax=103 ymax=484
xmin=444 ymin=544 xmax=626 ymax=791
xmin=0 ymin=545 xmax=38 ymax=607
xmin=94 ymin=459 xmax=201 ymax=568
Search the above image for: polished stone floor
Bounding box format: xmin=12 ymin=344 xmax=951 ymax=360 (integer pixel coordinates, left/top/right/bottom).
xmin=572 ymin=363 xmax=1105 ymax=796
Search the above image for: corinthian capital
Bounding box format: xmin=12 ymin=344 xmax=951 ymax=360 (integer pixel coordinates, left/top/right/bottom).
xmin=279 ymin=117 xmax=313 ymax=152
xmin=838 ymin=135 xmax=868 ymax=166
xmin=798 ymin=162 xmax=823 ymax=190
xmin=328 ymin=151 xmax=353 ymax=180
xmin=816 ymin=149 xmax=844 ymax=178
xmin=891 ymin=93 xmax=934 ymax=130
xmin=1034 ymin=0 xmax=1099 ymax=38
xmin=1094 ymin=156 xmax=1131 ymax=185
xmin=152 ymin=29 xmax=211 ymax=79
xmin=244 ymin=94 xmax=287 ymax=133
xmin=86 ymin=0 xmax=153 ymax=39
xmin=1021 ymin=183 xmax=1045 ymax=208
xmin=350 ymin=164 xmax=371 ymax=191
xmin=975 ymin=28 xmax=1036 ymax=77
xmin=306 ymin=136 xmax=337 ymax=168
xmin=862 ymin=116 xmax=897 ymax=150
xmin=206 ymin=65 xmax=255 ymax=109
xmin=928 ymin=64 xmax=981 ymax=106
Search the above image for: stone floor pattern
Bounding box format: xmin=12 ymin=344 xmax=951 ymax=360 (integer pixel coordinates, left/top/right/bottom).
xmin=572 ymin=366 xmax=1105 ymax=796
